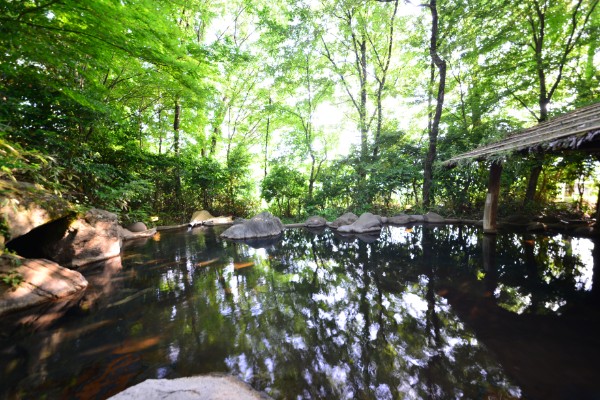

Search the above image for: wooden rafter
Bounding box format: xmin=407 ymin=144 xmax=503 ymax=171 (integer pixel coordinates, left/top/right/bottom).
xmin=444 ymin=102 xmax=600 ymax=166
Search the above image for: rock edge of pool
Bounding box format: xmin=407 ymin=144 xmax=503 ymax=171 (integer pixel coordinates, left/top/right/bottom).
xmin=109 ymin=374 xmax=272 ymax=400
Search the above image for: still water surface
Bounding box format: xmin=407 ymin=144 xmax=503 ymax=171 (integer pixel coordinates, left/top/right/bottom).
xmin=1 ymin=225 xmax=600 ymax=399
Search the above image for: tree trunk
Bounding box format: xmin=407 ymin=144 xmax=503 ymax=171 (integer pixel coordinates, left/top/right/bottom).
xmin=595 ymin=181 xmax=600 ymax=222
xmin=372 ymin=0 xmax=398 ymax=160
xmin=173 ymin=98 xmax=183 ymax=219
xmin=359 ymin=35 xmax=368 ymax=166
xmin=264 ymin=97 xmax=271 ymax=178
xmin=484 ymin=162 xmax=502 ymax=233
xmin=422 ymin=0 xmax=446 ymax=208
xmin=524 ymin=161 xmax=543 ymax=205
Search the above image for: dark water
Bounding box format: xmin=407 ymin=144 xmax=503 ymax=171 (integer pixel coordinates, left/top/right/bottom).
xmin=1 ymin=225 xmax=600 ymax=400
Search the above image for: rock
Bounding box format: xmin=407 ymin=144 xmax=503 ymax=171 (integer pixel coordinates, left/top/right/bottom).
xmin=574 ymin=226 xmax=596 ymax=236
xmin=305 ymin=215 xmax=327 ymax=227
xmin=204 ymin=216 xmax=234 ymax=226
xmin=423 ymin=212 xmax=445 ymax=223
xmin=189 ymin=210 xmax=215 ymax=227
xmin=328 ymin=212 xmax=358 ymax=229
xmin=381 ymin=216 xmax=388 ymax=224
xmin=408 ymin=214 xmax=425 ymax=222
xmin=0 ymin=180 xmax=72 ymax=241
xmin=50 ymin=209 xmax=122 ymax=267
xmin=120 ymin=226 xmax=157 ymax=241
xmin=387 ymin=214 xmax=414 ymax=225
xmin=284 ymin=223 xmax=305 ymax=228
xmin=109 ymin=375 xmax=269 ymax=400
xmin=526 ymin=222 xmax=546 ymax=232
xmin=0 ymin=256 xmax=88 ymax=316
xmin=126 ymin=222 xmax=147 ymax=232
xmin=157 ymin=224 xmax=188 ymax=231
xmin=221 ymin=212 xmax=284 ymax=240
xmin=338 ymin=212 xmax=383 ymax=233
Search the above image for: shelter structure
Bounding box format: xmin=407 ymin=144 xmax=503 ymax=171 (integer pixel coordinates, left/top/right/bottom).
xmin=443 ymin=102 xmax=600 ymax=233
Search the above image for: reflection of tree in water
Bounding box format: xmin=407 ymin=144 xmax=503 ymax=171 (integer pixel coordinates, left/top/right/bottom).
xmin=3 ymin=226 xmax=598 ymax=399
xmin=178 ymin=226 xmax=523 ymax=399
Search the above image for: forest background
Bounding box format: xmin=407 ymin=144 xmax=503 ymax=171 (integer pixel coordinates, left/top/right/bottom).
xmin=1 ymin=0 xmax=599 ymax=225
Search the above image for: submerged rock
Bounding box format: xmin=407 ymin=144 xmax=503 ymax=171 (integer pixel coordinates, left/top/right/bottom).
xmin=305 ymin=215 xmax=327 ymax=228
xmin=0 ymin=256 xmax=88 ymax=316
xmin=221 ymin=212 xmax=284 ymax=240
xmin=109 ymin=375 xmax=269 ymax=400
xmin=338 ymin=212 xmax=383 ymax=233
xmin=328 ymin=212 xmax=359 ymax=229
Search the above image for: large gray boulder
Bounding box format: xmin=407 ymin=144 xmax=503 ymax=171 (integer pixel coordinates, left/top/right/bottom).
xmin=305 ymin=215 xmax=327 ymax=228
xmin=328 ymin=212 xmax=358 ymax=229
xmin=221 ymin=212 xmax=283 ymax=240
xmin=338 ymin=212 xmax=383 ymax=233
xmin=0 ymin=256 xmax=88 ymax=316
xmin=109 ymin=375 xmax=268 ymax=400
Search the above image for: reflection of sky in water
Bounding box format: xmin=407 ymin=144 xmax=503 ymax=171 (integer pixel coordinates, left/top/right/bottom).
xmin=3 ymin=225 xmax=596 ymax=400
xmin=573 ymin=238 xmax=594 ymax=291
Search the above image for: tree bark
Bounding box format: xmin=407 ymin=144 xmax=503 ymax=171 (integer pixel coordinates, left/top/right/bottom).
xmin=484 ymin=162 xmax=502 ymax=233
xmin=595 ymin=181 xmax=600 ymax=222
xmin=173 ymin=98 xmax=183 ymax=219
xmin=524 ymin=160 xmax=543 ymax=205
xmin=422 ymin=0 xmax=446 ymax=208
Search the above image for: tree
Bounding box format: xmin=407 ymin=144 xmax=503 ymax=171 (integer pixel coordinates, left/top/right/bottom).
xmin=262 ymin=164 xmax=306 ymax=217
xmin=495 ymin=0 xmax=599 ymax=203
xmin=422 ymin=0 xmax=447 ymax=208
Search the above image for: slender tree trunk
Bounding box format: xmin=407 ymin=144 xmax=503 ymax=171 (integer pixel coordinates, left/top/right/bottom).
xmin=422 ymin=0 xmax=446 ymax=208
xmin=359 ymin=35 xmax=368 ymax=165
xmin=174 ymin=99 xmax=181 ymax=156
xmin=372 ymin=0 xmax=398 ymax=160
xmin=524 ymin=156 xmax=544 ymax=205
xmin=264 ymin=97 xmax=271 ymax=178
xmin=173 ymin=98 xmax=183 ymax=218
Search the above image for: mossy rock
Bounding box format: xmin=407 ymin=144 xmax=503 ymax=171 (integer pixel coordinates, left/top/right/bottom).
xmin=0 ymin=180 xmax=75 ymax=241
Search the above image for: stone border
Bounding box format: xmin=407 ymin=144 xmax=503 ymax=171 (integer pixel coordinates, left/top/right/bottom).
xmin=109 ymin=373 xmax=272 ymax=400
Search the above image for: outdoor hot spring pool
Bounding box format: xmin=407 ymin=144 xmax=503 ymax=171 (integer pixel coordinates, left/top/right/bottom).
xmin=1 ymin=225 xmax=600 ymax=399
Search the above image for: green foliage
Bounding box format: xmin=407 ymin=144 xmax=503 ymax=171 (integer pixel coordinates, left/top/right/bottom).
xmin=262 ymin=164 xmax=306 ymax=217
xmin=0 ymin=253 xmax=23 ymax=289
xmin=1 ymin=0 xmax=598 ymax=223
xmin=0 ymin=269 xmax=23 ymax=289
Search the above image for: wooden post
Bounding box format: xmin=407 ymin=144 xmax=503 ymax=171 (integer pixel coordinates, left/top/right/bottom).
xmin=482 ymin=234 xmax=498 ymax=296
xmin=483 ymin=161 xmax=502 ymax=234
xmin=594 ymin=185 xmax=600 ymax=223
